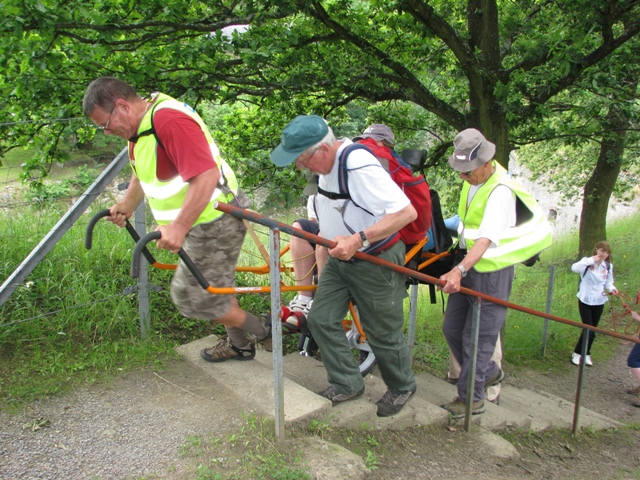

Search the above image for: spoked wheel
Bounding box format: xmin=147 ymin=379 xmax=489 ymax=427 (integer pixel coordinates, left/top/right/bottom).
xmin=281 ymin=304 xmax=376 ymax=376
xmin=345 ymin=321 xmax=376 ymax=376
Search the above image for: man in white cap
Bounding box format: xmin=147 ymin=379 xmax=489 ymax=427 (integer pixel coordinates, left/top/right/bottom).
xmin=439 ymin=128 xmax=551 ymax=419
xmin=271 ymin=115 xmax=418 ymax=417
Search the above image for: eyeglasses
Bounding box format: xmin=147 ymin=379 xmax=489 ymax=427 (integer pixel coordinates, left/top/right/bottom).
xmin=97 ymin=106 xmax=116 ymax=131
xmin=294 ymin=146 xmax=320 ymax=169
xmin=460 ymin=169 xmax=475 ymax=176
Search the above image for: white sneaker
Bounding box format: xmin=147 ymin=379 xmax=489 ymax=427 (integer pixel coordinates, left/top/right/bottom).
xmin=585 ymin=355 xmax=593 ymax=366
xmin=289 ymin=295 xmax=312 ymax=314
xmin=571 ymin=353 xmax=581 ymax=365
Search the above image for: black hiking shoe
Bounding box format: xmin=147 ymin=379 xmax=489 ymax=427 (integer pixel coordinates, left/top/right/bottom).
xmin=375 ymin=387 xmax=416 ymax=417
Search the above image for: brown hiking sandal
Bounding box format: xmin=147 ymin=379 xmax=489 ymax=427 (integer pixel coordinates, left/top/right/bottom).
xmin=200 ymin=336 xmax=255 ymax=363
xmin=443 ymin=374 xmax=458 ymax=385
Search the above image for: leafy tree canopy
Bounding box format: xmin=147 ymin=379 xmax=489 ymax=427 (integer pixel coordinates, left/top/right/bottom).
xmin=1 ymin=0 xmax=638 ymax=211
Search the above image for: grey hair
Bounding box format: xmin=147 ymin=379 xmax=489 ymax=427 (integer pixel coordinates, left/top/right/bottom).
xmin=82 ymin=77 xmax=138 ymax=117
xmin=303 ymin=127 xmax=336 ymax=157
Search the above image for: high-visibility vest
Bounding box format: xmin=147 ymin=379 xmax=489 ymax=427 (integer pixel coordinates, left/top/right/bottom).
xmin=130 ymin=93 xmax=239 ymax=226
xmin=458 ymin=163 xmax=552 ymax=272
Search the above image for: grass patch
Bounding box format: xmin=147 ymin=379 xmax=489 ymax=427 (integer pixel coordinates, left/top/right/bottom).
xmin=0 ymin=196 xmax=300 ymax=409
xmin=2 ymin=179 xmax=639 ymax=409
xmin=176 ymin=415 xmax=312 ymax=479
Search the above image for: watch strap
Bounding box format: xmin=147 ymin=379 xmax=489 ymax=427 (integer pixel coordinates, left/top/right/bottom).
xmin=358 ymin=231 xmax=369 ymax=246
xmin=456 ymin=264 xmax=467 ymax=277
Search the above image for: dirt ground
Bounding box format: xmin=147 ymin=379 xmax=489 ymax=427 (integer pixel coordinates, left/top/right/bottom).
xmin=3 ymin=341 xmax=640 ymax=479
xmin=360 ymin=342 xmax=640 ymax=480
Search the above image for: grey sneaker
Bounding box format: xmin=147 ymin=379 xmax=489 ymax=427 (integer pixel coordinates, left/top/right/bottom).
xmin=440 ymin=397 xmax=485 ymax=419
xmin=484 ymin=369 xmax=505 ymax=390
xmin=289 ymin=295 xmax=313 ymax=315
xmin=375 ymin=387 xmax=416 ymax=417
xmin=200 ymin=336 xmax=255 ymax=363
xmin=318 ymin=385 xmax=365 ymax=406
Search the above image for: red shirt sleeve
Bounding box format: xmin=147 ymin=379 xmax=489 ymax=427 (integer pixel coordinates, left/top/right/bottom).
xmin=152 ymin=108 xmax=217 ymax=182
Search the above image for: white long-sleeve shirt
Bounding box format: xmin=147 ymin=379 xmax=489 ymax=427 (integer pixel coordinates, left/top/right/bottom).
xmin=571 ymin=256 xmax=616 ymax=305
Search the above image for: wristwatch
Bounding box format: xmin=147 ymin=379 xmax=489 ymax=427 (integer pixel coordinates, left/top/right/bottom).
xmin=456 ymin=264 xmax=467 ymax=277
xmin=358 ymin=231 xmax=370 ymax=248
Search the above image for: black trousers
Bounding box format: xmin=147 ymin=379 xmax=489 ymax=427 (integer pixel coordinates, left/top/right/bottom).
xmin=573 ymin=300 xmax=605 ymax=355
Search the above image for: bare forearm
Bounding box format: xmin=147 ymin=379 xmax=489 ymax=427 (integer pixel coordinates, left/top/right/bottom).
xmin=458 ymin=238 xmax=491 ymax=272
xmin=172 ymin=167 xmax=220 ymax=234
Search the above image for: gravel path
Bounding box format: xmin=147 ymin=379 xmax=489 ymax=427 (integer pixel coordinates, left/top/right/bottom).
xmin=0 ymin=359 xmax=251 ymax=479
xmin=2 ymin=343 xmax=639 ymax=480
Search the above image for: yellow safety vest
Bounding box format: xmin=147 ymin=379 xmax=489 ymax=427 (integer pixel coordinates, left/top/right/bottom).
xmin=130 ymin=93 xmax=239 ymax=226
xmin=458 ymin=163 xmax=552 ymax=272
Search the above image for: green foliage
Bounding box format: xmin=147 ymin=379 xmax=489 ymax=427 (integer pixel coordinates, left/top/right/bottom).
xmin=0 ymin=201 xmax=206 ymax=408
xmin=364 ymin=450 xmax=379 ymax=470
xmin=408 ymin=210 xmax=640 ymax=377
xmin=1 ymin=0 xmax=638 ymax=198
xmin=24 ymin=165 xmax=99 ymax=203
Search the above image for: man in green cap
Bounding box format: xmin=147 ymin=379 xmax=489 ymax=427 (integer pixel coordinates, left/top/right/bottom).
xmin=271 ymin=115 xmax=417 ymax=417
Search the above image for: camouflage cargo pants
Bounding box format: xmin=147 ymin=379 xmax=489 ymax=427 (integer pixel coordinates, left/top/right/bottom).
xmin=171 ymin=191 xmax=250 ymax=321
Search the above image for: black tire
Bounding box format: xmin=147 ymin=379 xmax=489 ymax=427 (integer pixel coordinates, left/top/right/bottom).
xmin=356 ymin=347 xmax=377 ymax=376
xmin=294 ymin=305 xmax=376 ymax=376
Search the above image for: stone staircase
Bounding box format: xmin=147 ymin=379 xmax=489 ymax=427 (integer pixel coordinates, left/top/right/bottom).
xmin=176 ymin=335 xmax=619 ymax=433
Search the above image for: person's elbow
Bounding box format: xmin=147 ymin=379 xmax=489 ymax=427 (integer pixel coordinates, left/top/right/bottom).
xmin=403 ymin=204 xmax=417 ymax=223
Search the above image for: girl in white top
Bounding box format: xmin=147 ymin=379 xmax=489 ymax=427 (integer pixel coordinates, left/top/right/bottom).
xmin=570 ymin=241 xmax=618 ymax=366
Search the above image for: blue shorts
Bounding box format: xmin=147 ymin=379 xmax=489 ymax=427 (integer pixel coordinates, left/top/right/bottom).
xmin=295 ymin=219 xmax=319 ymax=247
xmin=628 ymin=343 xmax=640 ymax=368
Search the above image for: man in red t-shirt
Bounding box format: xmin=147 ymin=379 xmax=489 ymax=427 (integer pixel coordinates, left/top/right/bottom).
xmin=83 ymin=77 xmax=271 ymax=362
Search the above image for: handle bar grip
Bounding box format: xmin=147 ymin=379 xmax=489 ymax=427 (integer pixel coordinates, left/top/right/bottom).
xmin=85 ymin=209 xmax=112 ymax=249
xmin=85 ymin=209 xmax=157 ymax=265
xmin=130 ymin=232 xmax=210 ymax=290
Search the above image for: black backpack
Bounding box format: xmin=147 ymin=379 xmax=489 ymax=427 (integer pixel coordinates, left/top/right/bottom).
xmin=400 ymin=149 xmax=458 ymax=304
xmin=413 ymin=189 xmax=458 ymax=304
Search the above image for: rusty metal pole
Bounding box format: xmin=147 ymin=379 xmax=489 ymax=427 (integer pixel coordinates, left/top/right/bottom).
xmin=464 ymin=298 xmax=481 ymax=432
xmin=572 ymin=328 xmax=589 ymax=434
xmin=269 ymin=228 xmax=285 ymax=439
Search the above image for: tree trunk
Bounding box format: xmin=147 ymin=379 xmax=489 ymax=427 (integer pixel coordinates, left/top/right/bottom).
xmin=467 ymin=0 xmax=510 ymax=169
xmin=578 ymin=105 xmax=627 ymax=256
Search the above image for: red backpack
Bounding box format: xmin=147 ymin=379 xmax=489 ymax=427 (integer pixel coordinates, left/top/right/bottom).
xmin=317 ymin=142 xmax=432 ymax=247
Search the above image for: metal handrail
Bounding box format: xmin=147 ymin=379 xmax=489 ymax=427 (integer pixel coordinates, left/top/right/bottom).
xmin=214 ymin=201 xmax=640 ymax=433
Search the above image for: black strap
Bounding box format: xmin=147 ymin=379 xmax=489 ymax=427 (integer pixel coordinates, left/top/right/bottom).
xmin=128 ymin=101 xmax=164 ymax=149
xmin=317 ymin=186 xmax=350 ymax=200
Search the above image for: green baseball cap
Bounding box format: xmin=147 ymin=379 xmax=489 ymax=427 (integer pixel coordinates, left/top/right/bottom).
xmin=270 ymin=115 xmax=328 ymax=166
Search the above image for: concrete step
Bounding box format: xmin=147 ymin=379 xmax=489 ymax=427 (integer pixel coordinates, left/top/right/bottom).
xmin=175 ymin=336 xmax=331 ymax=426
xmin=176 ymin=335 xmax=619 ymax=432
xmin=252 ymin=345 xmax=449 ymax=430
xmin=414 ymin=371 xmax=620 ymax=431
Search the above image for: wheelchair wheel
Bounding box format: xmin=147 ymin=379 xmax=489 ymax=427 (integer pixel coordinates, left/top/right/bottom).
xmin=345 ymin=314 xmax=376 ymax=376
xmin=288 ymin=304 xmax=376 ymax=376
